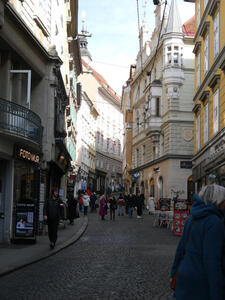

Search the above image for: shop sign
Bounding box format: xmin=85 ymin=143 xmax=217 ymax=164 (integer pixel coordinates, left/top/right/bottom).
xmin=15 ymin=146 xmax=40 ymax=164
xmin=180 ymin=161 xmax=192 ymax=169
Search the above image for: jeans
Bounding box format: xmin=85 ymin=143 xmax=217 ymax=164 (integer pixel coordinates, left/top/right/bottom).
xmin=110 ymin=209 xmax=115 ymax=220
xmin=128 ymin=207 xmax=133 ymax=217
xmin=118 ymin=205 xmax=125 ymax=215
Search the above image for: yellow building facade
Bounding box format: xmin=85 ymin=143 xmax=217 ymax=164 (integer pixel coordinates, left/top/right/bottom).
xmin=185 ymin=0 xmax=225 ymax=189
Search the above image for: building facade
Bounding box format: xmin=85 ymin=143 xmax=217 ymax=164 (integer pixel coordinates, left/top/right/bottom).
xmin=125 ymin=0 xmax=195 ymax=204
xmin=77 ymin=25 xmax=123 ymax=195
xmin=0 ymin=0 xmax=81 ymax=243
xmin=185 ymin=0 xmax=225 ymax=190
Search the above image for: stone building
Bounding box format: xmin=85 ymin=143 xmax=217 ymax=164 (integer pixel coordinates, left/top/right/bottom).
xmin=124 ymin=0 xmax=195 ymax=204
xmin=77 ymin=25 xmax=123 ymax=195
xmin=0 ymin=0 xmax=81 ymax=243
xmin=185 ymin=0 xmax=225 ymax=190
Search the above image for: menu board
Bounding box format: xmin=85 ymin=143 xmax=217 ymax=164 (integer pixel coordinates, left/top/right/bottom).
xmin=15 ymin=203 xmax=35 ymax=238
xmin=173 ymin=210 xmax=189 ymax=236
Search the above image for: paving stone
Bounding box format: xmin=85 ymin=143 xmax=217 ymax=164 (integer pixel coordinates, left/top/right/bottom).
xmin=0 ymin=211 xmax=179 ymax=300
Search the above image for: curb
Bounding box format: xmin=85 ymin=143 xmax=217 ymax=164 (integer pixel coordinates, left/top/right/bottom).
xmin=0 ymin=217 xmax=88 ymax=277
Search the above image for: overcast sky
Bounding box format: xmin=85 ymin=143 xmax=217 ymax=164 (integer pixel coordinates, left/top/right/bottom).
xmin=78 ymin=0 xmax=195 ymax=96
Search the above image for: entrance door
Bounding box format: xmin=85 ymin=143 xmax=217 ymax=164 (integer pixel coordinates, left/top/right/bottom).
xmin=0 ymin=161 xmax=6 ymax=243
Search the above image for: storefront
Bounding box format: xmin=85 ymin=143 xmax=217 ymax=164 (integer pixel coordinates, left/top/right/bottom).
xmin=13 ymin=145 xmax=41 ymax=241
xmin=193 ymin=133 xmax=225 ymax=190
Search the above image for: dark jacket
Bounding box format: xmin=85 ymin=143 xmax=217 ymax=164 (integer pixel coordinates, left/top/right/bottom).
xmin=109 ymin=198 xmax=117 ymax=210
xmin=44 ymin=196 xmax=60 ymax=221
xmin=171 ymin=194 xmax=225 ymax=300
xmin=128 ymin=196 xmax=136 ymax=208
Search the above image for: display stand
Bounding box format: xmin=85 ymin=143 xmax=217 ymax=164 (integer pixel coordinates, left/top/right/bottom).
xmin=14 ymin=202 xmax=36 ymax=241
xmin=173 ymin=199 xmax=189 ymax=236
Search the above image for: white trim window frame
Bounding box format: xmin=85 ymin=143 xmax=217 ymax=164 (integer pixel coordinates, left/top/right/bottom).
xmin=197 ymin=0 xmax=201 ymax=28
xmin=213 ymin=88 xmax=219 ymax=135
xmin=196 ymin=113 xmax=201 ymax=151
xmin=204 ymin=34 xmax=209 ymax=75
xmin=9 ymin=70 xmax=31 ymax=108
xmin=214 ymin=12 xmax=220 ymax=59
xmin=203 ymin=102 xmax=209 ymax=144
xmin=204 ymin=0 xmax=208 ymax=10
xmin=196 ymin=52 xmax=201 ymax=89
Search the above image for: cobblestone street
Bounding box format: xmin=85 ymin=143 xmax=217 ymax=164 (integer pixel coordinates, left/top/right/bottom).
xmin=0 ymin=211 xmax=179 ymax=300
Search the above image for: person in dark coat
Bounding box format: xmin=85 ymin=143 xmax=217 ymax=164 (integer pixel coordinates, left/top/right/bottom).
xmin=109 ymin=196 xmax=117 ymax=220
xmin=44 ymin=188 xmax=60 ymax=249
xmin=90 ymin=192 xmax=97 ymax=212
xmin=170 ymin=184 xmax=225 ymax=300
xmin=128 ymin=194 xmax=136 ymax=217
xmin=136 ymin=193 xmax=144 ymax=218
xmin=67 ymin=192 xmax=77 ymax=225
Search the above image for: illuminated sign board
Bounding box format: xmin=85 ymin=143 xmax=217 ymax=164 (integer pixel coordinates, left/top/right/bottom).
xmin=15 ymin=145 xmax=40 ymax=164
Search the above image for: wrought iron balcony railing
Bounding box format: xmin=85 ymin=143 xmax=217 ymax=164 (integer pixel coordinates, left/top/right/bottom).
xmin=0 ymin=97 xmax=43 ymax=145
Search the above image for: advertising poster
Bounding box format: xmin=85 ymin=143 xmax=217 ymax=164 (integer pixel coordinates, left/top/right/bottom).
xmin=15 ymin=203 xmax=35 ymax=238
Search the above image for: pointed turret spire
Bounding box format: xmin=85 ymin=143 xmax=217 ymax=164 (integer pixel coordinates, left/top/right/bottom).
xmin=79 ymin=12 xmax=92 ymax=63
xmin=166 ymin=0 xmax=182 ymax=34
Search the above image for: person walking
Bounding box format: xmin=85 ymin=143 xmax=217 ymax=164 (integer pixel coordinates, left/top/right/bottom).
xmin=117 ymin=193 xmax=125 ymax=216
xmin=67 ymin=191 xmax=77 ymax=225
xmin=109 ymin=196 xmax=117 ymax=220
xmin=82 ymin=192 xmax=90 ymax=216
xmin=124 ymin=192 xmax=129 ymax=215
xmin=170 ymin=184 xmax=225 ymax=300
xmin=78 ymin=192 xmax=84 ymax=213
xmin=99 ymin=194 xmax=108 ymax=220
xmin=128 ymin=194 xmax=136 ymax=217
xmin=43 ymin=188 xmax=60 ymax=249
xmin=136 ymin=193 xmax=144 ymax=218
xmin=147 ymin=196 xmax=155 ymax=215
xmin=90 ymin=192 xmax=97 ymax=212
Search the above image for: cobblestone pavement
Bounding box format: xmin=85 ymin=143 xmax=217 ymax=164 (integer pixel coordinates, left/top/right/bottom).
xmin=0 ymin=211 xmax=179 ymax=300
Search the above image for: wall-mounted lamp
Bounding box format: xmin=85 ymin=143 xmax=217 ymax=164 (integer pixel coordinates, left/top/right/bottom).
xmin=126 ymin=123 xmax=132 ymax=130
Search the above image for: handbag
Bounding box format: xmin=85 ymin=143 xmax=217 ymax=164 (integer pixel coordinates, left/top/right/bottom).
xmin=170 ymin=272 xmax=177 ymax=290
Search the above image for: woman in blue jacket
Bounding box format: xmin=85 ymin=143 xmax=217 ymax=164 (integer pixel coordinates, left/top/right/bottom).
xmin=170 ymin=184 xmax=225 ymax=300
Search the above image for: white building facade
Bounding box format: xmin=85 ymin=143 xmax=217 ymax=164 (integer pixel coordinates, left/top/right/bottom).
xmin=128 ymin=0 xmax=195 ymax=204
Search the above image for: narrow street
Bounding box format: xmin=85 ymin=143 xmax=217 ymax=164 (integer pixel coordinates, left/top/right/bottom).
xmin=0 ymin=212 xmax=178 ymax=300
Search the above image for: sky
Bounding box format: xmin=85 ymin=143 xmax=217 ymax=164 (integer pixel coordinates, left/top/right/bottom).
xmin=78 ymin=0 xmax=195 ymax=96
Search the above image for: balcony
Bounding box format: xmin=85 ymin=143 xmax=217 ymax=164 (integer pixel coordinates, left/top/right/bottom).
xmin=0 ymin=98 xmax=43 ymax=145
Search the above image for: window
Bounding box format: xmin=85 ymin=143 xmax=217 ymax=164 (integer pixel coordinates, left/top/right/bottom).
xmin=204 ymin=34 xmax=209 ymax=74
xmin=196 ymin=52 xmax=201 ymax=89
xmin=156 ymin=98 xmax=160 ymax=117
xmin=196 ymin=114 xmax=201 ymax=151
xmin=214 ymin=12 xmax=220 ymax=59
xmin=36 ymin=0 xmax=51 ymax=34
xmin=136 ymin=149 xmax=139 ymax=167
xmin=136 ymin=117 xmax=139 ymax=134
xmin=142 ymin=145 xmax=145 ymax=164
xmin=213 ymin=89 xmax=219 ymax=135
xmin=197 ymin=0 xmax=200 ymax=27
xmin=204 ymin=102 xmax=209 ymax=144
xmin=167 ymin=53 xmax=171 ymax=64
xmin=174 ymin=52 xmax=179 ymax=64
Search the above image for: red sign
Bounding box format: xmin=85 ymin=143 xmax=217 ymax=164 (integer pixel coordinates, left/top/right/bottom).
xmin=173 ymin=210 xmax=189 ymax=236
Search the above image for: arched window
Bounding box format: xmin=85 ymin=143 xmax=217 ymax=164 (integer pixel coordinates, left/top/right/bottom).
xmin=158 ymin=176 xmax=163 ymax=199
xmin=150 ymin=178 xmax=154 ymax=197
